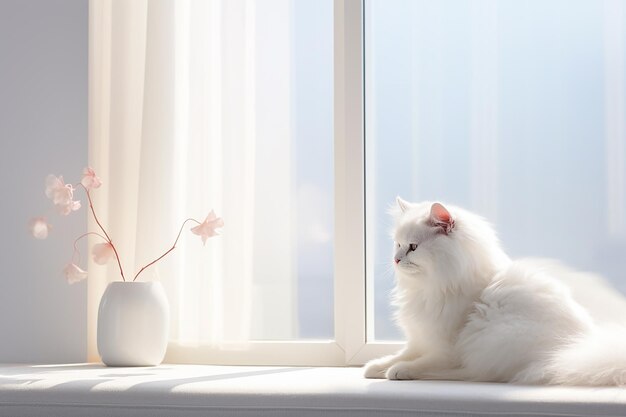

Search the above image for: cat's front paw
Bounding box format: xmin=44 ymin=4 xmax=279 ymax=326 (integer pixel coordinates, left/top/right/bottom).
xmin=363 ymin=359 xmax=389 ymax=379
xmin=386 ymin=362 xmax=420 ymax=380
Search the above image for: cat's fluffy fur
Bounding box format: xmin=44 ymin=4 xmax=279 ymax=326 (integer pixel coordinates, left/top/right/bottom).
xmin=364 ymin=198 xmax=626 ymax=385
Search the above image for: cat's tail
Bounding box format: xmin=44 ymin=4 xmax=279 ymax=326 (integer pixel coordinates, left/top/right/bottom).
xmin=548 ymin=325 xmax=626 ymax=386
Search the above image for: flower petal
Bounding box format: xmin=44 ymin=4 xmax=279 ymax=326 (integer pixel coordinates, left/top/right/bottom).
xmin=45 ymin=175 xmax=64 ymax=200
xmin=81 ymin=167 xmax=102 ymax=189
xmin=63 ymin=263 xmax=87 ymax=284
xmin=191 ymin=210 xmax=224 ymax=245
xmin=45 ymin=174 xmax=81 ymax=214
xmin=205 ymin=210 xmax=217 ymax=221
xmin=57 ymin=199 xmax=81 ymax=216
xmin=92 ymin=242 xmax=115 ymax=265
xmin=29 ymin=217 xmax=51 ymax=240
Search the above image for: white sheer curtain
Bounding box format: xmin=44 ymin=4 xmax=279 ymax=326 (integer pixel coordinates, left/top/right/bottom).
xmin=88 ymin=0 xmax=297 ymax=360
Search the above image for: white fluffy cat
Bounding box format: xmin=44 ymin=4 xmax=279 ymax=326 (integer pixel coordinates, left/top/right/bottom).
xmin=364 ymin=198 xmax=626 ymax=385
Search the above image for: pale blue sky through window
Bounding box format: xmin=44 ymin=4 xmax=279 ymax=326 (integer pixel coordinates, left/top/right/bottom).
xmin=365 ymin=0 xmax=626 ymax=340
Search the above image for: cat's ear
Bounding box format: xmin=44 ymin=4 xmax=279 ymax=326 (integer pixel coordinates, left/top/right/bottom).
xmin=430 ymin=202 xmax=455 ymax=234
xmin=396 ymin=196 xmax=411 ymax=213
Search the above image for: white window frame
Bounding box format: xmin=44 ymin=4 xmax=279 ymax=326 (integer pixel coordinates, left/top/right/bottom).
xmin=332 ymin=0 xmax=402 ymax=366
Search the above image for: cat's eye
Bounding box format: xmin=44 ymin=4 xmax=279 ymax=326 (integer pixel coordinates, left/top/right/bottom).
xmin=408 ymin=243 xmax=418 ymax=252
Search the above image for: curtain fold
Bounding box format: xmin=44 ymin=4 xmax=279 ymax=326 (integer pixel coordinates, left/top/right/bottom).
xmin=88 ymin=0 xmax=148 ymax=361
xmin=88 ymin=0 xmax=298 ymax=360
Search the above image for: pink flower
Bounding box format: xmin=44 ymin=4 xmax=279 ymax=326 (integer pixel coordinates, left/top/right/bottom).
xmin=81 ymin=167 xmax=102 ymax=190
xmin=191 ymin=210 xmax=224 ymax=245
xmin=63 ymin=263 xmax=87 ymax=284
xmin=57 ymin=200 xmax=81 ymax=216
xmin=45 ymin=175 xmax=81 ymax=215
xmin=45 ymin=175 xmax=71 ymax=204
xmin=29 ymin=217 xmax=51 ymax=240
xmin=92 ymin=242 xmax=115 ymax=265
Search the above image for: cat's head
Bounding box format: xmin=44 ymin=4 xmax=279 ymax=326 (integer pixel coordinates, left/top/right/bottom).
xmin=391 ymin=198 xmax=508 ymax=290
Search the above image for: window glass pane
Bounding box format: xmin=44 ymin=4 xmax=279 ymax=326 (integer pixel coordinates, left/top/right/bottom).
xmin=365 ymin=0 xmax=626 ymax=341
xmin=290 ymin=0 xmax=335 ymax=340
xmin=250 ymin=0 xmax=334 ymax=340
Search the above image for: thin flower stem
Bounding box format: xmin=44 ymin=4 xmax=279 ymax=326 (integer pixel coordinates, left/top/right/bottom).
xmin=133 ymin=218 xmax=202 ymax=282
xmin=72 ymin=231 xmax=108 ymax=264
xmin=80 ymin=184 xmax=126 ymax=281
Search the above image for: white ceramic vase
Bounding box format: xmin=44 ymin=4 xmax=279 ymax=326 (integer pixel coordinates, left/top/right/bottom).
xmin=97 ymin=281 xmax=170 ymax=366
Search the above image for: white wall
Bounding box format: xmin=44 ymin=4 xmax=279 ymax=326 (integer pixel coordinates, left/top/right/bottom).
xmin=0 ymin=0 xmax=87 ymax=363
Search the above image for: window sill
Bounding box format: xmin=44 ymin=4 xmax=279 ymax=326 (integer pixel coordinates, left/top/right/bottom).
xmin=1 ymin=363 xmax=625 ymax=417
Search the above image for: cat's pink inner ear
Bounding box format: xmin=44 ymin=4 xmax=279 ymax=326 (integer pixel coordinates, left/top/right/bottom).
xmin=430 ymin=203 xmax=454 ymax=233
xmin=430 ymin=203 xmax=451 ymax=222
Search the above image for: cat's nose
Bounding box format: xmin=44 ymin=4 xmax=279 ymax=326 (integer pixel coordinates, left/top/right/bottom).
xmin=394 ymin=258 xmax=400 ymax=264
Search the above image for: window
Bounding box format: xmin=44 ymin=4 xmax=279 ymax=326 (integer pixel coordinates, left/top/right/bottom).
xmin=89 ymin=0 xmax=378 ymax=366
xmin=165 ymin=0 xmax=344 ymax=364
xmin=89 ymin=0 xmax=626 ymax=366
